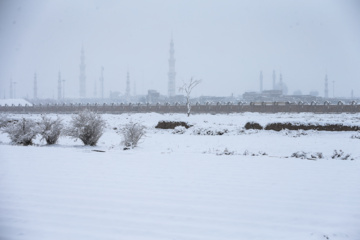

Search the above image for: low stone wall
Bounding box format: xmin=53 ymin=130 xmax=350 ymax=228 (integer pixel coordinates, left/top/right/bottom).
xmin=0 ymin=103 xmax=359 ymax=114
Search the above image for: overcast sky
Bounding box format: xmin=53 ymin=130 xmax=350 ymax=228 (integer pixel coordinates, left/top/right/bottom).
xmin=0 ymin=0 xmax=360 ymax=99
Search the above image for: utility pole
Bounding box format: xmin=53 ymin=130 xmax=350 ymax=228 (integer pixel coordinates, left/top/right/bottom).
xmin=332 ymin=81 xmax=335 ymax=98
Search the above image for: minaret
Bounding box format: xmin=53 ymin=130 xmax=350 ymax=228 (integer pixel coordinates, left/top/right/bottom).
xmin=79 ymin=46 xmax=86 ymax=98
xmin=33 ymin=73 xmax=37 ymax=99
xmin=324 ymin=74 xmax=328 ymax=98
xmin=272 ymin=70 xmax=276 ymax=90
xmin=58 ymin=72 xmax=62 ymax=100
xmin=259 ymin=71 xmax=263 ymax=93
xmin=168 ymin=37 xmax=176 ymax=97
xmin=279 ymin=73 xmax=283 ymax=92
xmin=99 ymin=66 xmax=104 ymax=99
xmin=126 ymin=70 xmax=130 ymax=99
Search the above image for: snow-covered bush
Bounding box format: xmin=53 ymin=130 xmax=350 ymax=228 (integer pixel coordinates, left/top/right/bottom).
xmin=351 ymin=131 xmax=360 ymax=139
xmin=39 ymin=115 xmax=63 ymax=145
xmin=291 ymin=151 xmax=323 ymax=160
xmin=217 ymin=148 xmax=235 ymax=155
xmin=243 ymin=150 xmax=267 ymax=156
xmin=2 ymin=118 xmax=39 ymax=145
xmin=0 ymin=114 xmax=9 ymax=128
xmin=192 ymin=126 xmax=229 ymax=136
xmin=172 ymin=126 xmax=187 ymax=134
xmin=204 ymin=148 xmax=267 ymax=156
xmin=65 ymin=109 xmax=106 ymax=146
xmin=203 ymin=148 xmax=235 ymax=155
xmin=119 ymin=122 xmax=146 ymax=149
xmin=331 ymin=150 xmax=352 ymax=160
xmin=237 ymin=127 xmax=259 ymax=135
xmin=282 ymin=129 xmax=309 ymax=138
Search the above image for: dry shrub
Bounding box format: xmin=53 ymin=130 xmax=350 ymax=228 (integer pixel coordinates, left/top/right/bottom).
xmin=155 ymin=121 xmax=192 ymax=129
xmin=39 ymin=115 xmax=64 ymax=145
xmin=65 ymin=109 xmax=106 ymax=146
xmin=2 ymin=118 xmax=39 ymax=145
xmin=120 ymin=122 xmax=146 ymax=149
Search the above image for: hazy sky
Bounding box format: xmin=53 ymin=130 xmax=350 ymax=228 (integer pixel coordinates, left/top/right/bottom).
xmin=0 ymin=0 xmax=360 ymax=99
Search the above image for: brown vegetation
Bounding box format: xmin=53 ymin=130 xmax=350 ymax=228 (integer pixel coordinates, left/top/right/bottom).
xmin=155 ymin=121 xmax=192 ymax=129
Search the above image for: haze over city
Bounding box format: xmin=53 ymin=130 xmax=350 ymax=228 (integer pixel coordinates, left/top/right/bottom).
xmin=0 ymin=0 xmax=360 ymax=99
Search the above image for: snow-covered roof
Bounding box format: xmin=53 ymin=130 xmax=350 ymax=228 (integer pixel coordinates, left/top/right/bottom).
xmin=0 ymin=99 xmax=33 ymax=106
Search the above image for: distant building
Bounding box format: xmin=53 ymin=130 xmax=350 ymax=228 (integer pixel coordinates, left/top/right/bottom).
xmin=261 ymin=90 xmax=283 ymax=98
xmin=243 ymin=90 xmax=283 ymax=101
xmin=273 ymin=73 xmax=288 ymax=95
xmin=243 ymin=92 xmax=261 ymax=101
xmin=147 ymin=90 xmax=160 ymax=103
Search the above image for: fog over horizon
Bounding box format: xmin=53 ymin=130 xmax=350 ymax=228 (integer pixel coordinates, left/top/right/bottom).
xmin=0 ymin=0 xmax=360 ymax=100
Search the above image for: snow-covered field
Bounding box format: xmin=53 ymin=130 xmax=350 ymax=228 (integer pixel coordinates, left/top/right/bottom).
xmin=1 ymin=112 xmax=360 ymax=240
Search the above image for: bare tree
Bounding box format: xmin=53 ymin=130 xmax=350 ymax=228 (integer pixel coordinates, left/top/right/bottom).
xmin=65 ymin=109 xmax=106 ymax=146
xmin=179 ymin=78 xmax=202 ymax=117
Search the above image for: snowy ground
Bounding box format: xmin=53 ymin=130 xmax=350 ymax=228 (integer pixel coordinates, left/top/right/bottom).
xmin=1 ymin=112 xmax=360 ymax=240
xmin=0 ymin=99 xmax=33 ymax=107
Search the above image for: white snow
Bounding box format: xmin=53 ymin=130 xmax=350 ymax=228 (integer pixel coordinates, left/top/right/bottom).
xmin=0 ymin=99 xmax=33 ymax=107
xmin=0 ymin=112 xmax=359 ymax=240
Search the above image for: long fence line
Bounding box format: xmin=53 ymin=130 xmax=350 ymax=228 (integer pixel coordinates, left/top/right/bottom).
xmin=0 ymin=102 xmax=359 ymax=114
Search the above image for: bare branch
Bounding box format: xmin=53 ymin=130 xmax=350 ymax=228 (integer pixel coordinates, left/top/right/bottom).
xmin=178 ymin=78 xmax=202 ymax=117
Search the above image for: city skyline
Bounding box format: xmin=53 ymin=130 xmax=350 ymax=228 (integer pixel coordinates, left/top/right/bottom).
xmin=0 ymin=1 xmax=360 ymax=99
